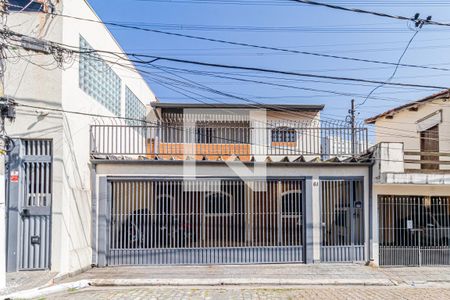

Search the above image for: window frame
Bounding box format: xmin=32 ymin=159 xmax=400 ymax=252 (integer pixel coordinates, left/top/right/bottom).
xmin=204 ymin=191 xmax=234 ymax=217
xmin=271 ymin=127 xmax=297 ymax=143
xmin=280 ymin=190 xmax=302 ymax=219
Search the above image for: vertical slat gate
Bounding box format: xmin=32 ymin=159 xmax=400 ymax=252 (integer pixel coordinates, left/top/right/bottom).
xmin=19 ymin=140 xmax=52 ymax=270
xmin=378 ymin=195 xmax=450 ymax=266
xmin=107 ymin=179 xmax=305 ymax=265
xmin=320 ymin=179 xmax=365 ymax=262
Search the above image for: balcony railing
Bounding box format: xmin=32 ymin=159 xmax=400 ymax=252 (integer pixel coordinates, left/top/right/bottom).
xmin=372 ymin=143 xmax=450 ymax=184
xmin=404 ymin=151 xmax=450 ymax=173
xmin=90 ymin=122 xmax=368 ymax=161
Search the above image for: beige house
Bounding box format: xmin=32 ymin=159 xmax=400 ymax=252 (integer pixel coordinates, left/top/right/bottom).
xmin=91 ymin=103 xmax=372 ymax=267
xmin=366 ymin=90 xmax=450 ymax=266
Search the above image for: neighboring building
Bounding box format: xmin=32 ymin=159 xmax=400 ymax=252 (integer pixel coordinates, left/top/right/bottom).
xmin=366 ymin=90 xmax=450 ymax=267
xmin=90 ymin=103 xmax=373 ymax=266
xmin=4 ymin=0 xmax=156 ymax=275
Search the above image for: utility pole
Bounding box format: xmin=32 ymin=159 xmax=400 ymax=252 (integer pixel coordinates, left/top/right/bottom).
xmin=0 ymin=0 xmax=6 ymax=288
xmin=0 ymin=0 xmax=14 ymax=289
xmin=349 ymin=99 xmax=356 ymax=157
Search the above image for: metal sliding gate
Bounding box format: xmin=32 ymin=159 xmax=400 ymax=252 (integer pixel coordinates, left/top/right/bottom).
xmin=320 ymin=179 xmax=365 ymax=262
xmin=7 ymin=140 xmax=53 ymax=271
xmin=379 ymin=195 xmax=450 ymax=266
xmin=107 ymin=179 xmax=305 ymax=265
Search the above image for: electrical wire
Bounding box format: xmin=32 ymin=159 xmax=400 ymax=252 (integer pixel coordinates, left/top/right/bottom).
xmin=358 ymin=30 xmax=420 ymax=107
xmin=6 ymin=4 xmax=450 ymax=73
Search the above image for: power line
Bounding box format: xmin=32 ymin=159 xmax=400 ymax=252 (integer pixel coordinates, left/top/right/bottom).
xmin=5 ymin=27 xmax=446 ymax=92
xmin=358 ymin=30 xmax=420 ymax=107
xmin=7 ymin=25 xmax=450 ymax=141
xmin=136 ymin=0 xmax=450 ymax=8
xmin=125 ymin=54 xmax=448 ymax=90
xmin=95 ymin=54 xmax=450 ymax=141
xmin=290 ymin=0 xmax=445 ymax=26
xmin=7 ymin=3 xmax=450 ymax=73
xmin=11 ymin=48 xmax=450 ymax=143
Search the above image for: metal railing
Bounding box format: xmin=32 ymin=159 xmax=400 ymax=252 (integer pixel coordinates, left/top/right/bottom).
xmin=90 ymin=122 xmax=368 ymax=160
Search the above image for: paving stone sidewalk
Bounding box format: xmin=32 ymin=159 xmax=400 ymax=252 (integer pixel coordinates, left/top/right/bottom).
xmin=5 ymin=264 xmax=450 ymax=299
xmin=47 ymin=286 xmax=450 ymax=300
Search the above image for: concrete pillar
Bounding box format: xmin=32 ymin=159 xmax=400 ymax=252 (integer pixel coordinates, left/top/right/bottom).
xmin=305 ymin=176 xmax=321 ymax=263
xmin=371 ymin=188 xmax=379 ymax=266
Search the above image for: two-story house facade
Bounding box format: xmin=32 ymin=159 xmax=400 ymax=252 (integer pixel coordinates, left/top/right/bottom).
xmin=90 ymin=102 xmax=373 ymax=266
xmin=366 ymin=90 xmax=450 ymax=266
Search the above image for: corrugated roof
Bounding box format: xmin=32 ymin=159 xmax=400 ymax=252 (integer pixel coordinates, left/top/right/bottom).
xmin=365 ymin=89 xmax=450 ymax=124
xmin=91 ymin=154 xmax=372 ymax=164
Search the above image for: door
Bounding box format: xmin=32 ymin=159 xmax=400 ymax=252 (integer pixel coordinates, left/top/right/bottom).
xmin=420 ymin=125 xmax=439 ymax=170
xmin=320 ymin=179 xmax=365 ymax=262
xmin=7 ymin=140 xmax=52 ymax=271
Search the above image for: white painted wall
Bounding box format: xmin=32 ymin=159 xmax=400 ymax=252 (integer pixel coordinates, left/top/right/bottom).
xmin=4 ymin=0 xmax=156 ymax=275
xmin=373 ymin=98 xmax=450 ymax=170
xmin=95 ymin=162 xmax=368 ymax=178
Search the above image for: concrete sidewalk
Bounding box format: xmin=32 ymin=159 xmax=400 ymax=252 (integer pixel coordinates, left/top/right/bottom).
xmin=58 ymin=264 xmax=394 ymax=286
xmin=5 ymin=264 xmax=450 ymax=299
xmin=0 ymin=271 xmax=56 ymax=296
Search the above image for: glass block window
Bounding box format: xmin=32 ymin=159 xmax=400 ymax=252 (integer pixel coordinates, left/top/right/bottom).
xmin=125 ymin=86 xmax=146 ymax=125
xmin=79 ymin=36 xmax=122 ymax=116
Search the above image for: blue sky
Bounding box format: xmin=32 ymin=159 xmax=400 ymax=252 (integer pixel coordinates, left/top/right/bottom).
xmin=88 ymin=0 xmax=450 ymax=123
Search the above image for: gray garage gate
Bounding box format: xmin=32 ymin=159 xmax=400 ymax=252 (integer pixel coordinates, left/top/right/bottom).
xmin=379 ymin=195 xmax=450 ymax=266
xmin=102 ymin=178 xmax=305 ymax=265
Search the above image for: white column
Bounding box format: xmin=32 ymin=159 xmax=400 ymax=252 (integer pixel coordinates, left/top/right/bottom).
xmin=312 ymin=176 xmax=321 ymax=263
xmin=305 ymin=176 xmax=321 ymax=263
xmin=371 ymin=187 xmax=379 ymax=266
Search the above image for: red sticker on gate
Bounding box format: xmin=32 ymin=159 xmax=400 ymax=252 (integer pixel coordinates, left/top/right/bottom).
xmin=10 ymin=171 xmax=19 ymax=182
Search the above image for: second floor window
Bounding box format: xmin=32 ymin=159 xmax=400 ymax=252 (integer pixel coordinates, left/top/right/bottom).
xmin=195 ymin=126 xmax=250 ymax=144
xmin=272 ymin=127 xmax=297 ymax=143
xmin=196 ymin=127 xmax=215 ymax=144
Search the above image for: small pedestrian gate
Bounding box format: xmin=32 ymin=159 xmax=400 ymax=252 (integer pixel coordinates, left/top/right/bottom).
xmin=106 ymin=178 xmax=305 ymax=265
xmin=7 ymin=140 xmax=53 ymax=271
xmin=379 ymin=195 xmax=450 ymax=266
xmin=320 ymin=179 xmax=365 ymax=262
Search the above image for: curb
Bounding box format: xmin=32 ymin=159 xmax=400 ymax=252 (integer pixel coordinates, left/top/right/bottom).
xmin=2 ymin=277 xmax=396 ymax=299
xmin=90 ymin=278 xmax=396 ymax=287
xmin=3 ymin=277 xmax=400 ymax=299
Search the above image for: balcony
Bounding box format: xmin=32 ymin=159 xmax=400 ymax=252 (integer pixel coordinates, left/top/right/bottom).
xmin=372 ymin=142 xmax=450 ymax=184
xmin=90 ymin=122 xmax=368 ymax=162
